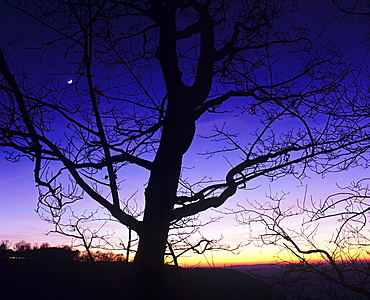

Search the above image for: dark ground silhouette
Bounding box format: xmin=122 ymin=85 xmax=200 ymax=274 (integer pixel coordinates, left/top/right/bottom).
xmin=234 ymin=264 xmax=370 ymax=300
xmin=0 ymin=259 xmax=282 ymax=300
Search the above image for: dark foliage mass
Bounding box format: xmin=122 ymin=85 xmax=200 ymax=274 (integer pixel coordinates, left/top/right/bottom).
xmin=1 ymin=246 xmax=78 ymax=261
xmin=0 ymin=240 xmax=127 ymax=262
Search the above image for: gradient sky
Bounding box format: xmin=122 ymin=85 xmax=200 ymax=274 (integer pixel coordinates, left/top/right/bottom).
xmin=1 ymin=0 xmax=369 ymax=267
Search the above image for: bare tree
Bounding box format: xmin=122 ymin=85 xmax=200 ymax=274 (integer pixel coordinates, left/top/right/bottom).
xmin=0 ymin=240 xmax=11 ymax=251
xmin=331 ymin=0 xmax=370 ymax=17
xmin=1 ymin=1 xmax=369 ymax=299
xmin=14 ymin=240 xmax=32 ymax=253
xmin=227 ymin=2 xmax=370 ymax=299
xmin=233 ymin=180 xmax=370 ymax=299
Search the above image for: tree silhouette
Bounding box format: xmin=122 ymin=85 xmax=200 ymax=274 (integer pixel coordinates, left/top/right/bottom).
xmin=231 ymin=2 xmax=370 ymax=299
xmin=0 ymin=240 xmax=11 ymax=251
xmin=0 ymin=240 xmax=80 ymax=261
xmin=1 ymin=1 xmax=369 ymax=299
xmin=233 ymin=186 xmax=370 ymax=299
xmin=0 ymin=240 xmax=13 ymax=259
xmin=14 ymin=240 xmax=32 ymax=253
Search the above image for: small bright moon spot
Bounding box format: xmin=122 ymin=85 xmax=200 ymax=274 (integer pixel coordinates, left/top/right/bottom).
xmin=67 ymin=79 xmax=73 ymax=84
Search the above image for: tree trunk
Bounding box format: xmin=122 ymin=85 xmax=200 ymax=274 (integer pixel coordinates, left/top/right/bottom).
xmin=131 ymin=99 xmax=196 ymax=300
xmin=132 ymin=217 xmax=171 ymax=300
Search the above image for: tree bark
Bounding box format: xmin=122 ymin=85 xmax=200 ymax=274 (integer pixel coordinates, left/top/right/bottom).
xmin=132 ymin=97 xmax=196 ymax=299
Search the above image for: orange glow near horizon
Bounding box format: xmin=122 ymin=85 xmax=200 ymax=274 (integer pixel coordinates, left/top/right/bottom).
xmin=174 ymin=246 xmax=293 ymax=268
xmin=174 ymin=245 xmax=370 ymax=268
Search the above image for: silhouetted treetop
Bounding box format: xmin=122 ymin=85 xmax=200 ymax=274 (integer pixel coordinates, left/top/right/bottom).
xmin=0 ymin=240 xmax=127 ymax=262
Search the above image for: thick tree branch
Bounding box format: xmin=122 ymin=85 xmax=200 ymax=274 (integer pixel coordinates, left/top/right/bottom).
xmin=172 ymin=138 xmax=370 ymax=221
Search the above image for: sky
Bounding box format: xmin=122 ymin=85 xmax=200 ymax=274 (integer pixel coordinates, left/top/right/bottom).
xmin=1 ymin=0 xmax=369 ymax=267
